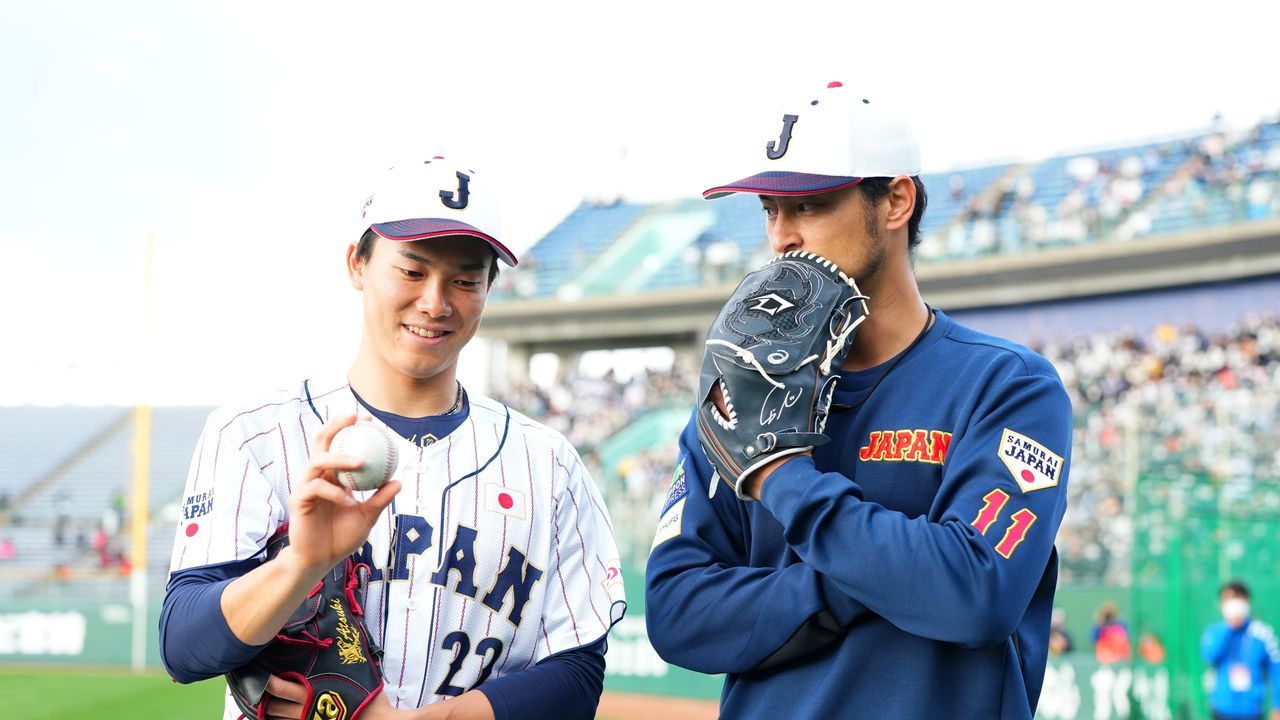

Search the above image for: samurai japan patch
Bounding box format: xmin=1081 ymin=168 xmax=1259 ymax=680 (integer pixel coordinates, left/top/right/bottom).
xmin=998 ymin=428 xmax=1063 ymax=493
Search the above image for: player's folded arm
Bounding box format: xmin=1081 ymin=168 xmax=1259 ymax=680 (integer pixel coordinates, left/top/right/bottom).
xmin=645 ymin=420 xmax=867 ymax=673
xmin=759 ymin=371 xmax=1072 ymax=649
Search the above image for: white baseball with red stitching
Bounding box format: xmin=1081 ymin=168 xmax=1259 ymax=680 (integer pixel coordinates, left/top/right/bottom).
xmin=333 ymin=421 xmax=399 ymax=491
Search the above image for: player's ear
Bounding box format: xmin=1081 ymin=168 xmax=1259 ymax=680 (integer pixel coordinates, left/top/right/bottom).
xmin=884 ymin=176 xmax=917 ymax=232
xmin=346 ymin=242 xmax=365 ymax=291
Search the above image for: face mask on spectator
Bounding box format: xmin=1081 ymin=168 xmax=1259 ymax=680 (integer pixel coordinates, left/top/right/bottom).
xmin=1222 ymin=598 xmax=1250 ymax=623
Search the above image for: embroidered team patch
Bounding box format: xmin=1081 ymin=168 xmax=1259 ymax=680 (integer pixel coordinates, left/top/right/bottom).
xmin=182 ymin=488 xmax=215 ymax=520
xmin=661 ymin=457 xmax=688 ymax=515
xmin=483 ymin=484 xmax=527 ymax=520
xmin=652 ymin=459 xmax=689 ymax=551
xmin=600 ymin=557 xmax=624 ymax=596
xmin=998 ymin=429 xmax=1063 ymax=493
xmin=651 ymin=498 xmax=685 ymax=551
xmin=179 ymin=489 xmax=214 ymax=545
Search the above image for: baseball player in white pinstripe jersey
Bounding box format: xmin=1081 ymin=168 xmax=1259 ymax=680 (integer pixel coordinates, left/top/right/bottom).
xmin=160 ymin=156 xmax=627 ymax=720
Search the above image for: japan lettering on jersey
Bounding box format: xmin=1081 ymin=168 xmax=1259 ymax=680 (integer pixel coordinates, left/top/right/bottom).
xmin=169 ymin=376 xmax=627 ymax=717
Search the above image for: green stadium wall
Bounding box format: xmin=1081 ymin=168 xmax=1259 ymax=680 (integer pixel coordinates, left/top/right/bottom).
xmin=0 ymin=577 xmax=1232 ymax=719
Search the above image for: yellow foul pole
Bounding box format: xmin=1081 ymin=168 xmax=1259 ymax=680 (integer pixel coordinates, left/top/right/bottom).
xmin=130 ymin=229 xmax=155 ymax=672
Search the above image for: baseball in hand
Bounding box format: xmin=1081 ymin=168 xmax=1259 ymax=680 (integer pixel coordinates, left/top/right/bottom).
xmin=332 ymin=421 xmax=399 ymax=492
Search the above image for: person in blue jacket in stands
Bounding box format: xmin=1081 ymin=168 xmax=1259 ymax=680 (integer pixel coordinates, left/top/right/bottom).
xmin=1202 ymin=579 xmax=1280 ymax=720
xmin=644 ymin=81 xmax=1073 ymax=719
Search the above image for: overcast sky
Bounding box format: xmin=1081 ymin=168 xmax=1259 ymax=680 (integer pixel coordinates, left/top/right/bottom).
xmin=2 ymin=0 xmax=1277 ymax=406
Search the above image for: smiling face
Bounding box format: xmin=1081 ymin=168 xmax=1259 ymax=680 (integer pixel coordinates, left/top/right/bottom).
xmin=348 ymin=234 xmax=493 ymax=390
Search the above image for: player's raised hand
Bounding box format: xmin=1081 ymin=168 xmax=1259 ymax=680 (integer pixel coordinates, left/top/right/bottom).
xmin=286 ymin=413 xmax=400 ymax=574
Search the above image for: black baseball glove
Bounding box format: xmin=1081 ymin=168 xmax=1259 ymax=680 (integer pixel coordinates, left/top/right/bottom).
xmin=226 ymin=525 xmax=384 ymax=720
xmin=697 ymin=250 xmax=869 ymax=499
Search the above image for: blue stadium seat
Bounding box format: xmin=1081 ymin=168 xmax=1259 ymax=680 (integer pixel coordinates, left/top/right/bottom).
xmin=505 ymin=201 xmax=649 ymax=299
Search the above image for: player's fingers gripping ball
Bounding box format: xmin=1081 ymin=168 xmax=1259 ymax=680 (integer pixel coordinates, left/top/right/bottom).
xmin=332 ymin=421 xmax=399 ymax=492
xmin=696 ymin=251 xmax=870 ymax=500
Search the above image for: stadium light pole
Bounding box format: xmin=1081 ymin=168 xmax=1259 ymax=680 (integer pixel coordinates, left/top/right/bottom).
xmin=129 ymin=229 xmax=156 ymax=673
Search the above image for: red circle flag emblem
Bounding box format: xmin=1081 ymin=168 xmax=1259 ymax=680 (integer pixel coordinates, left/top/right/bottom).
xmin=485 ymin=484 xmax=526 ymax=518
xmin=998 ymin=428 xmax=1063 ymax=494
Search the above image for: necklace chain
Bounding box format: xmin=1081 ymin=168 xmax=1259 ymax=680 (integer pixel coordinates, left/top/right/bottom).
xmin=442 ymin=381 xmax=464 ymax=416
xmin=833 ymin=305 xmax=933 ymax=413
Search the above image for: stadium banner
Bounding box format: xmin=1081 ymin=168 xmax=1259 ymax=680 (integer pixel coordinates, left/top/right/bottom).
xmin=0 ymin=601 xmax=162 ymax=666
xmin=1037 ymin=658 xmax=1171 ymax=720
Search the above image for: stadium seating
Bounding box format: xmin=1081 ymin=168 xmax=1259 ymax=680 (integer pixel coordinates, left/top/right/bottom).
xmin=492 ymin=118 xmax=1278 ymax=299
xmin=1142 ymin=121 xmax=1280 ymax=236
xmin=494 ymin=200 xmax=648 ymax=300
xmin=0 ymin=407 xmax=128 ymax=507
xmin=0 ymin=407 xmax=211 ymax=601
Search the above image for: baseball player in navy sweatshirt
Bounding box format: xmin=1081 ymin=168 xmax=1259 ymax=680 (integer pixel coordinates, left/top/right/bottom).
xmin=645 ymin=82 xmax=1072 ymax=719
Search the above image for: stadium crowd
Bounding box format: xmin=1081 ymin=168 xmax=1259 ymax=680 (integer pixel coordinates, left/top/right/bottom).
xmin=922 ymin=117 xmax=1280 ymax=262
xmin=498 ymin=311 xmax=1280 ymax=582
xmin=498 ymin=361 xmax=694 ymax=451
xmin=1041 ymin=311 xmax=1280 ymax=584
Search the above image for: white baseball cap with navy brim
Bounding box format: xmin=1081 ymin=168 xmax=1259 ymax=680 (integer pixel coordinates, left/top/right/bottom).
xmin=360 ymin=156 xmax=518 ymax=266
xmin=703 ymin=82 xmax=921 ymax=200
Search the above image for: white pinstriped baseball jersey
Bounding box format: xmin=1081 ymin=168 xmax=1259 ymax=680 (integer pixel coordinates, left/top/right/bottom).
xmin=168 ymin=376 xmax=627 ymax=718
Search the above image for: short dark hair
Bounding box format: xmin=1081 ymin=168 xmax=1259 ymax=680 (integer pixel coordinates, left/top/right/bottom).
xmin=1222 ymin=579 xmax=1250 ymax=598
xmin=855 ymin=176 xmax=928 ymax=249
xmin=355 ymin=229 xmax=501 ymax=285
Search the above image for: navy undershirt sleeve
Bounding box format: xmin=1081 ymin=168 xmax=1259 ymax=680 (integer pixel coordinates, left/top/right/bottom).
xmin=159 ymin=559 xmax=266 ymax=683
xmin=477 ymin=637 xmax=607 ymax=720
xmin=162 ymin=561 xmax=609 ymax=715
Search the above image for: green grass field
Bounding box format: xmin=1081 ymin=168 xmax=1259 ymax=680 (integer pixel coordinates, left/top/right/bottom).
xmin=0 ymin=668 xmax=638 ymax=719
xmin=0 ymin=668 xmax=224 ymax=719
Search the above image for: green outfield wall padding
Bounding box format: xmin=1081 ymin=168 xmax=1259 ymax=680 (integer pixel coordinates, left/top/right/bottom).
xmin=0 ymin=600 xmax=164 ymax=667
xmin=5 ymin=565 xmax=1274 ymax=718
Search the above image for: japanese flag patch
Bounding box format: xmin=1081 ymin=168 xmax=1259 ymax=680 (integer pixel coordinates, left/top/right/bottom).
xmin=998 ymin=429 xmax=1063 ymax=493
xmin=484 ymin=484 xmax=527 ymax=520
